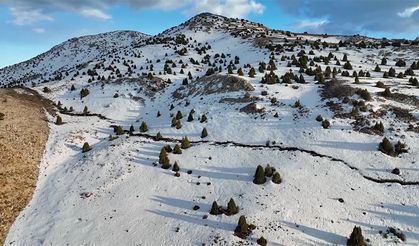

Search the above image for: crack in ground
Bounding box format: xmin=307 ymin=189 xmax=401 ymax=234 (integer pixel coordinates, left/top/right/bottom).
xmin=128 ymin=132 xmax=419 ymax=186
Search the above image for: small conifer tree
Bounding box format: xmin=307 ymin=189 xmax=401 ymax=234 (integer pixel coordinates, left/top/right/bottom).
xmin=175 ymin=120 xmax=182 ymax=129
xmin=139 ymin=121 xmax=148 ymax=132
xmin=322 ymin=119 xmax=330 ymax=129
xmin=200 ymin=114 xmax=207 ymax=123
xmin=187 ymin=111 xmax=194 ymax=122
xmin=347 ymin=226 xmax=365 ymax=246
xmin=210 ymin=201 xmax=222 ymax=215
xmin=379 ymin=137 xmax=393 ymax=155
xmin=201 ymin=127 xmax=208 ymax=138
xmin=83 ymin=106 xmax=89 ymax=115
xmin=181 ymin=136 xmax=190 ymax=149
xmin=226 ymin=198 xmax=238 ymax=215
xmin=173 ymin=144 xmax=182 ymax=154
xmin=257 ymin=236 xmax=267 ymax=246
xmin=129 ymin=124 xmax=135 ymax=133
xmin=116 ymin=125 xmax=124 ymax=135
xmin=316 ymin=115 xmax=323 ymax=122
xmin=82 ymin=142 xmax=91 ymax=153
xmin=234 ymin=215 xmax=250 ymax=238
xmin=382 ymin=87 xmax=391 ymax=97
xmin=172 ymin=161 xmax=180 ymax=172
xmin=248 ymin=67 xmax=256 ymax=78
xmin=253 ymin=165 xmax=266 ymax=184
xmin=55 ymin=115 xmax=63 ymax=125
xmin=159 ymin=147 xmax=170 ymax=165
xmin=264 ymin=164 xmax=274 ymax=177
xmin=176 ymin=111 xmax=183 ymax=120
xmin=155 ymin=131 xmax=162 ymax=141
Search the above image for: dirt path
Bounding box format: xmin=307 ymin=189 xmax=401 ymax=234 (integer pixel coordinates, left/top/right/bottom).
xmin=0 ymin=88 xmax=53 ymax=245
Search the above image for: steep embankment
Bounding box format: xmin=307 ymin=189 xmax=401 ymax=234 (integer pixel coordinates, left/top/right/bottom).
xmin=0 ymin=89 xmax=53 ymax=244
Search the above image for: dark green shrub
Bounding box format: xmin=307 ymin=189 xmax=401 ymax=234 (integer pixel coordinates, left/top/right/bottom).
xmin=83 ymin=106 xmax=89 ymax=115
xmin=139 ymin=121 xmax=148 ymax=132
xmin=394 ymin=141 xmax=407 ymax=155
xmin=253 ymin=165 xmax=266 ymax=184
xmin=272 ymin=172 xmax=282 ymax=184
xmin=172 ymin=161 xmax=180 ymax=172
xmin=181 ymin=136 xmax=190 ymax=149
xmin=257 ymin=237 xmax=267 ymax=246
xmin=343 ymin=61 xmax=353 ymax=70
xmin=316 ymin=115 xmax=323 ymax=122
xmin=248 ymin=67 xmax=256 ymax=78
xmin=395 ymin=59 xmax=406 ymax=67
xmin=373 ymin=122 xmax=384 ymax=133
xmin=322 ymin=119 xmax=330 ymax=129
xmin=379 ymin=137 xmax=393 ymax=155
xmin=200 ymin=114 xmax=207 ymax=123
xmin=226 ymin=198 xmax=238 ymax=215
xmin=175 ymin=111 xmax=183 ymax=120
xmin=173 ymin=144 xmax=182 ymax=154
xmin=80 ymin=88 xmax=89 ymax=99
xmin=234 ymin=215 xmax=251 ymax=239
xmin=347 ymin=226 xmax=365 ymax=246
xmin=55 ymin=115 xmax=63 ymax=125
xmin=175 ymin=120 xmax=182 ymax=129
xmin=155 ymin=132 xmax=162 ymax=141
xmin=264 ymin=164 xmax=274 ymax=177
xmin=376 ymin=81 xmax=385 ymax=88
xmin=187 ymin=111 xmax=194 ymax=122
xmin=210 ymin=201 xmax=223 ymax=215
xmin=201 ymin=127 xmax=208 ymax=138
xmin=115 ymin=125 xmax=124 ymax=135
xmin=82 ymin=142 xmax=91 ymax=153
xmin=159 ymin=147 xmax=170 ymax=165
xmin=381 ymin=87 xmax=391 ymax=97
xmin=356 ymin=89 xmax=371 ymax=101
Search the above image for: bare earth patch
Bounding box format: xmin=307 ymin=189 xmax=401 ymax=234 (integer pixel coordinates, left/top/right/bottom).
xmin=0 ymin=88 xmax=52 ymax=244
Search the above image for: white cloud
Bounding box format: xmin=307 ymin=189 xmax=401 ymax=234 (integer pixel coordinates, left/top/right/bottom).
xmin=397 ymin=5 xmax=419 ymax=18
xmin=79 ymin=8 xmax=112 ymax=20
xmin=10 ymin=7 xmax=53 ymax=26
xmin=32 ymin=27 xmax=46 ymax=33
xmin=295 ymin=19 xmax=329 ymax=30
xmin=192 ymin=0 xmax=265 ymax=18
xmin=3 ymin=0 xmax=264 ymax=26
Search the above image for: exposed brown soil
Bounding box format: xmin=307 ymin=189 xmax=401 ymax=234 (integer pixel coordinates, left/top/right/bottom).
xmin=172 ymin=75 xmax=254 ymax=99
xmin=0 ymin=88 xmax=53 ymax=244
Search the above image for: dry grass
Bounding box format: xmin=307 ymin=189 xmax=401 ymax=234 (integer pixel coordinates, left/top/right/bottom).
xmin=0 ymin=88 xmax=52 ymax=244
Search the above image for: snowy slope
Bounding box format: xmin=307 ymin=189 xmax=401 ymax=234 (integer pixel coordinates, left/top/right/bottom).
xmin=0 ymin=31 xmax=150 ymax=87
xmin=3 ymin=13 xmax=419 ymax=246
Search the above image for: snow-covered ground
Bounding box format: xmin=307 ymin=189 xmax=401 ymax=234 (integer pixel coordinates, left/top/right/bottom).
xmin=2 ymin=12 xmax=418 ymax=246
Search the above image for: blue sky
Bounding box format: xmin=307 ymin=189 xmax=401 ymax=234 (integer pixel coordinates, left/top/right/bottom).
xmin=0 ymin=0 xmax=418 ymax=68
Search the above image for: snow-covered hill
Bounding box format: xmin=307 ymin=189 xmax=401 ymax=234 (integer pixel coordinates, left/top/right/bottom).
xmin=0 ymin=31 xmax=150 ymax=87
xmin=2 ymin=12 xmax=419 ymax=246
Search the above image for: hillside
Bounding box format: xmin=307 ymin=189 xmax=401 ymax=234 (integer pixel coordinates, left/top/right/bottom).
xmin=1 ymin=12 xmax=418 ymax=246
